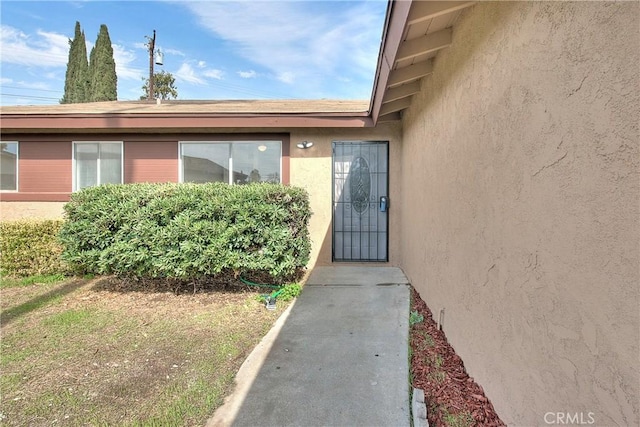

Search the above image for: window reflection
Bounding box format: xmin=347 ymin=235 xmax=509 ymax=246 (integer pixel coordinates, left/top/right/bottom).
xmin=182 ymin=143 xmax=230 ymax=183
xmin=232 ymin=142 xmax=280 ymax=185
xmin=181 ymin=141 xmax=281 ymax=185
xmin=0 ymin=142 xmax=18 ymax=191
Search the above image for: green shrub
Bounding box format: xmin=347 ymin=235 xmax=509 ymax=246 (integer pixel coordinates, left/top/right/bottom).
xmin=277 ymin=283 xmax=302 ymax=302
xmin=59 ymin=183 xmax=312 ymax=284
xmin=0 ymin=220 xmax=67 ymax=277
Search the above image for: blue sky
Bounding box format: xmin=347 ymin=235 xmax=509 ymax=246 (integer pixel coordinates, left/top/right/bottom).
xmin=0 ymin=0 xmax=388 ymax=105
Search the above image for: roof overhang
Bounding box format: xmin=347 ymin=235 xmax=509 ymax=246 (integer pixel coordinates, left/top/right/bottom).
xmin=0 ymin=100 xmax=373 ymax=133
xmin=0 ymin=1 xmax=476 ymax=133
xmin=0 ymin=114 xmax=374 ymax=134
xmin=370 ymin=0 xmax=476 ymax=124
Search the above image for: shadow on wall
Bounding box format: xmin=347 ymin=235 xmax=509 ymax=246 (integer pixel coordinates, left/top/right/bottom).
xmin=294 ymin=141 xmax=393 ymax=268
xmin=315 ymin=218 xmax=333 ymax=267
xmin=417 ymin=2 xmax=519 ymax=115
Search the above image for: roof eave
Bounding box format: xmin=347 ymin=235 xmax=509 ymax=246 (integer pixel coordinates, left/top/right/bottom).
xmin=369 ymin=0 xmax=412 ymax=125
xmin=0 ymin=0 xmax=404 ymax=130
xmin=0 ymin=112 xmax=374 ymax=133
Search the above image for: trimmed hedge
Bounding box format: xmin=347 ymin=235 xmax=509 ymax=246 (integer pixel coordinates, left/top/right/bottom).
xmin=0 ymin=220 xmax=67 ymax=277
xmin=59 ymin=183 xmax=311 ymax=283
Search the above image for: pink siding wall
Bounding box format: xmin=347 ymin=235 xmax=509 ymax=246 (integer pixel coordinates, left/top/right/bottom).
xmin=0 ymin=139 xmax=72 ymax=201
xmin=125 ymin=140 xmax=178 ymax=183
xmin=20 ymin=141 xmax=72 ymax=193
xmin=0 ymin=134 xmax=290 ymax=201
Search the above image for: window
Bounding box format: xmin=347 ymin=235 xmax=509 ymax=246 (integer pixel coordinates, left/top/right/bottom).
xmin=73 ymin=142 xmax=123 ymax=190
xmin=180 ymin=141 xmax=281 ymax=184
xmin=0 ymin=142 xmax=18 ymax=191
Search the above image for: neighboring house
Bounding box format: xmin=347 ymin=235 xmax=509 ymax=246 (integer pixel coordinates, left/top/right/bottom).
xmin=1 ymin=1 xmax=637 ymax=425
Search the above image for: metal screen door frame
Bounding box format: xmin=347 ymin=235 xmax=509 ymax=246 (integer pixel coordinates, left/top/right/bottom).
xmin=332 ymin=140 xmax=389 ymax=262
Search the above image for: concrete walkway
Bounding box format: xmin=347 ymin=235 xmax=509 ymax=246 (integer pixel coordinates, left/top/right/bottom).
xmin=207 ymin=266 xmax=411 ymax=427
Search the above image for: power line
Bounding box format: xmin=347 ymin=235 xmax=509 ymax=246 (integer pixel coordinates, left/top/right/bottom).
xmin=1 ymin=93 xmax=60 ymax=101
xmin=1 ymin=86 xmax=63 ymax=94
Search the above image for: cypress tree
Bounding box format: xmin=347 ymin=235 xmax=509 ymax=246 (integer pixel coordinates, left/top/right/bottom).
xmin=61 ymin=21 xmax=89 ymax=104
xmin=89 ymin=24 xmax=117 ymax=101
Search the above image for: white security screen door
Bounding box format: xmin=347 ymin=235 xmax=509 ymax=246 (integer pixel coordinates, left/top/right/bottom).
xmin=332 ymin=141 xmax=389 ymax=262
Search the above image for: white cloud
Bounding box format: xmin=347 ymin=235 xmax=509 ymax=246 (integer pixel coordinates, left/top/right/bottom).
xmin=164 ymin=48 xmax=186 ymax=57
xmin=68 ymin=1 xmax=90 ymax=9
xmin=0 ymin=25 xmax=69 ymax=67
xmin=277 ymin=71 xmax=295 ymax=84
xmin=1 ymin=77 xmax=13 ymax=84
xmin=173 ymin=62 xmax=224 ymax=84
xmin=175 ymin=62 xmax=205 ymax=85
xmin=112 ymin=43 xmax=143 ymax=80
xmin=203 ymin=69 xmax=223 ymax=80
xmin=238 ymin=70 xmax=256 ymax=79
xmin=180 ymin=1 xmax=384 ymax=92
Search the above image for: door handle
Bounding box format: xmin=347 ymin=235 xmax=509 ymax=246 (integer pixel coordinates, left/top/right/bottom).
xmin=379 ymin=196 xmax=389 ymax=212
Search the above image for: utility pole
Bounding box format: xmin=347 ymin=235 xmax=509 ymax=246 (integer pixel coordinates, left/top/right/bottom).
xmin=147 ymin=30 xmax=156 ymax=101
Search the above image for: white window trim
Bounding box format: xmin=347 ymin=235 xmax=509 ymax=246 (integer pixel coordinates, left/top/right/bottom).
xmin=178 ymin=141 xmax=282 ymax=185
xmin=0 ymin=141 xmax=19 ymax=192
xmin=72 ymin=141 xmax=124 ymax=191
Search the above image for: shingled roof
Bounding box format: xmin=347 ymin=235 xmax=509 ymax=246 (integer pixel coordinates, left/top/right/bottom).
xmin=0 ymin=99 xmax=370 ymax=115
xmin=0 ymin=1 xmax=476 ymax=132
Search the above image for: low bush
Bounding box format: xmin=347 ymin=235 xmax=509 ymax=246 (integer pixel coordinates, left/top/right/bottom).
xmin=277 ymin=283 xmax=302 ymax=302
xmin=59 ymin=183 xmax=311 ymax=284
xmin=0 ymin=220 xmax=67 ymax=277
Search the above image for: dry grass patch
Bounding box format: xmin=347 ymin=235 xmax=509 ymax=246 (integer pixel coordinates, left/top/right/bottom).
xmin=1 ymin=277 xmax=289 ymax=426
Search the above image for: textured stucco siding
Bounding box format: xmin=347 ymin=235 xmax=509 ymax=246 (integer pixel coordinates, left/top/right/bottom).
xmin=400 ymin=2 xmax=638 ymax=426
xmin=289 ymin=123 xmax=403 ymax=268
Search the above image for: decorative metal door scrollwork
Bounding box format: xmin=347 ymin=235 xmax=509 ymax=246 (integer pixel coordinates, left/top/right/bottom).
xmin=350 ymin=157 xmax=371 ymax=215
xmin=332 ymin=141 xmax=389 ymax=262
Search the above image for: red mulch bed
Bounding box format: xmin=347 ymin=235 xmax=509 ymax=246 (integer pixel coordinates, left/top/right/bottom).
xmin=410 ymin=287 xmax=506 ymax=427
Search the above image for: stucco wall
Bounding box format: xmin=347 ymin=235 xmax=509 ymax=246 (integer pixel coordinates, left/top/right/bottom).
xmin=400 ymin=2 xmax=638 ymax=425
xmin=289 ymin=123 xmax=402 ymax=268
